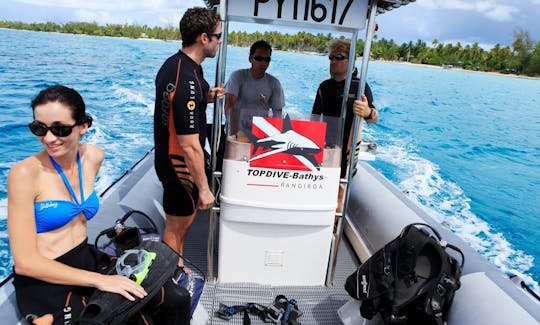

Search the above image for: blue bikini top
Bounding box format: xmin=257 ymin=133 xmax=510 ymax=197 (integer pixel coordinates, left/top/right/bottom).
xmin=34 ymin=152 xmax=99 ymax=233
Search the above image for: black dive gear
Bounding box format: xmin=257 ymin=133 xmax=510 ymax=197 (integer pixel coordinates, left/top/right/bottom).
xmin=216 ymin=295 xmax=303 ymax=325
xmin=75 ymin=240 xmax=180 ymax=325
xmin=345 ymin=223 xmax=464 ymax=325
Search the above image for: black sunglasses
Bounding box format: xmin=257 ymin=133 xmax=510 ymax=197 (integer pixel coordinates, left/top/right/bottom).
xmin=29 ymin=121 xmax=78 ymax=137
xmin=253 ymin=55 xmax=271 ymax=63
xmin=209 ymin=32 xmax=222 ymax=40
xmin=329 ymin=54 xmax=348 ymax=61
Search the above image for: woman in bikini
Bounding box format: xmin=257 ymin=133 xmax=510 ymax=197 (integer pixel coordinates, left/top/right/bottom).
xmin=7 ymin=85 xmax=189 ymax=325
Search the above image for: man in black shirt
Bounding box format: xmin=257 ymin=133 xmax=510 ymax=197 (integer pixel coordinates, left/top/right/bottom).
xmin=312 ymin=39 xmax=378 ymax=179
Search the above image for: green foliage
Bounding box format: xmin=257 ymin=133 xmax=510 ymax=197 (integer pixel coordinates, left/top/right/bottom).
xmin=0 ymin=20 xmax=178 ymax=40
xmin=0 ymin=20 xmax=538 ymax=76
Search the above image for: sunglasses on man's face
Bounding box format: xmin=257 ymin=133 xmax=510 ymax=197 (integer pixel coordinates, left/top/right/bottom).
xmin=329 ymin=54 xmax=348 ymax=61
xmin=29 ymin=121 xmax=78 ymax=137
xmin=209 ymin=32 xmax=222 ymax=40
xmin=253 ymin=55 xmax=271 ymax=63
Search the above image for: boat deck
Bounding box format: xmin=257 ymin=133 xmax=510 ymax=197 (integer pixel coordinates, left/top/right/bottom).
xmin=184 ymin=210 xmax=359 ymax=324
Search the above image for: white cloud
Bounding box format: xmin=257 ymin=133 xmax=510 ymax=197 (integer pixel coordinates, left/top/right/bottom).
xmin=74 ymin=10 xmax=116 ymax=24
xmin=16 ymin=0 xmax=189 ymax=11
xmin=417 ymin=0 xmax=475 ymax=10
xmin=416 ymin=0 xmax=519 ymax=22
xmin=477 ymin=2 xmax=519 ymax=21
xmin=11 ymin=0 xmax=204 ymax=26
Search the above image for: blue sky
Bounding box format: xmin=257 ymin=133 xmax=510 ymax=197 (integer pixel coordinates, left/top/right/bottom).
xmin=1 ymin=0 xmax=539 ymax=48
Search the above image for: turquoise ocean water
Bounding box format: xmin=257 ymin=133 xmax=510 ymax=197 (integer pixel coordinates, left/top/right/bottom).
xmin=0 ymin=29 xmax=539 ymax=292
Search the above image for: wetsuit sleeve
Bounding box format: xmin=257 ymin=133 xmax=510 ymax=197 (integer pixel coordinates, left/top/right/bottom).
xmin=312 ymin=85 xmax=323 ymax=114
xmin=173 ymin=69 xmax=203 ymax=135
xmin=364 ymin=83 xmax=375 ymax=108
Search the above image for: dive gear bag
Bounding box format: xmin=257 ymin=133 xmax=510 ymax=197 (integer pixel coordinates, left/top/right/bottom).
xmin=94 ymin=210 xmax=160 ymax=256
xmin=92 ymin=210 xmax=206 ymax=320
xmin=344 ymin=223 xmax=464 ymax=324
xmin=75 ymin=240 xmax=180 ymax=325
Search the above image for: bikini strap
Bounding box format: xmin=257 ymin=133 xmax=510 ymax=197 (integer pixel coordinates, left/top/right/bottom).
xmin=48 ymin=152 xmax=84 ymax=205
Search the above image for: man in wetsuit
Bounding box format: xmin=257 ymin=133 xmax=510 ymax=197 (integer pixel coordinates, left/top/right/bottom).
xmin=312 ymin=39 xmax=378 ymax=212
xmin=312 ymin=39 xmax=379 ymax=180
xmin=154 ymin=7 xmax=224 ymax=265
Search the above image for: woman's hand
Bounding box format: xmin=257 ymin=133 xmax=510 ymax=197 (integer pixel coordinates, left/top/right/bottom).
xmin=96 ymin=274 xmax=148 ymax=301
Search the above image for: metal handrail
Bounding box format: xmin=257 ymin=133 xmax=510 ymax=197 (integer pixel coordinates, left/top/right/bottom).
xmin=207 ymin=0 xmax=229 ymax=281
xmin=326 ymin=0 xmax=379 ymax=286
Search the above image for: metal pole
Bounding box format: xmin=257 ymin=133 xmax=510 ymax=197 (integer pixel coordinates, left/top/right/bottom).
xmin=345 ymin=0 xmax=378 ymax=224
xmin=326 ymin=0 xmax=379 ymax=286
xmin=325 ymin=28 xmax=358 ymax=287
xmin=207 ymin=0 xmax=228 ymax=281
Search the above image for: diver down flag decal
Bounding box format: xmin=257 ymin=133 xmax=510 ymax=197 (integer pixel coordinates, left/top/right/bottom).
xmin=248 ymin=115 xmax=326 ymax=171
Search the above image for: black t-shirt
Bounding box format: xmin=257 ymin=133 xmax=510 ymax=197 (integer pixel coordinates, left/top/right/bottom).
xmin=312 ymin=77 xmax=375 ymax=177
xmin=154 ymin=50 xmax=209 ymax=182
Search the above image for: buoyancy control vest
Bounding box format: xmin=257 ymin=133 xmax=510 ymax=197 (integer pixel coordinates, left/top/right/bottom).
xmin=345 ymin=223 xmax=464 ymax=324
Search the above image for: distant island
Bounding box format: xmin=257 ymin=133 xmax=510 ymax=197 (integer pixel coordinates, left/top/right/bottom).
xmin=1 ymin=20 xmax=538 ymax=77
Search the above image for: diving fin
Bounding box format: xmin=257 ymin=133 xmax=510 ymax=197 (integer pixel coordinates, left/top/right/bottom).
xmin=75 ymin=240 xmax=179 ymax=325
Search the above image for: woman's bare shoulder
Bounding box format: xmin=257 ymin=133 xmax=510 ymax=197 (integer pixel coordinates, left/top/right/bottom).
xmin=9 ymin=154 xmax=44 ymax=181
xmin=80 ymin=144 xmax=104 ymax=165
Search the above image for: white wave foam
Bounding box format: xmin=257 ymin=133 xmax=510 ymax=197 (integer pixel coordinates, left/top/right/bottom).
xmin=0 ymin=198 xmax=6 ymax=223
xmin=374 ymin=135 xmax=539 ymax=294
xmin=111 ymin=84 xmax=153 ymax=116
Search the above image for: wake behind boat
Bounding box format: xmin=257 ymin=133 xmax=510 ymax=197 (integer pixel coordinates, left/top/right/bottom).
xmin=1 ymin=0 xmax=539 ymax=324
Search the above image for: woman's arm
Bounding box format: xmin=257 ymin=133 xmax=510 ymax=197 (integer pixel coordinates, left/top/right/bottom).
xmin=7 ymin=158 xmax=146 ymax=301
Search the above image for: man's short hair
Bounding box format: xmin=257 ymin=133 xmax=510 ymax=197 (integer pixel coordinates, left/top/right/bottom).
xmin=328 ymin=39 xmax=350 ymax=54
xmin=180 ymin=7 xmax=221 ymax=47
xmin=249 ymin=40 xmax=272 ymax=56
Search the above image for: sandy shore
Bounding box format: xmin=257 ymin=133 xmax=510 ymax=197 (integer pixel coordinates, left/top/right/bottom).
xmin=377 ymin=59 xmax=540 ymax=80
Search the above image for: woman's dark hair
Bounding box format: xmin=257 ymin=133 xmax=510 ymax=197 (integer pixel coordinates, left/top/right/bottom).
xmin=31 ymin=85 xmax=92 ymax=127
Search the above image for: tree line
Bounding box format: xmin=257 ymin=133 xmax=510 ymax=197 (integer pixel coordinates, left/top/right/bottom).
xmin=0 ymin=21 xmax=179 ymax=40
xmin=1 ymin=20 xmax=538 ymax=76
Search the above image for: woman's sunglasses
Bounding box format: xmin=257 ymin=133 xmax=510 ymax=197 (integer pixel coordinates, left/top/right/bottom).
xmin=328 ymin=54 xmax=348 ymax=61
xmin=253 ymin=55 xmax=271 ymax=63
xmin=29 ymin=121 xmax=78 ymax=137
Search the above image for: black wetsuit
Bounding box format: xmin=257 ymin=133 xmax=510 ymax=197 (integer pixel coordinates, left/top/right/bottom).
xmin=312 ymin=77 xmax=375 ymax=178
xmin=13 ymin=241 xmax=107 ymax=324
xmin=154 ymin=50 xmax=210 ymax=216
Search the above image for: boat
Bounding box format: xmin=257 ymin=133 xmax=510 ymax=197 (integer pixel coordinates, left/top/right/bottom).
xmin=1 ymin=0 xmax=540 ymax=324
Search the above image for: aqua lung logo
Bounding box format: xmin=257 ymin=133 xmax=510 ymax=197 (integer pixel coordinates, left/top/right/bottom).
xmin=188 ymin=80 xmax=196 ymax=129
xmin=361 ymin=275 xmax=369 ymax=294
xmin=160 ymin=83 xmax=175 ymax=126
xmin=63 ymin=306 xmax=72 ymax=324
xmin=247 ymin=114 xmax=325 ymax=171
